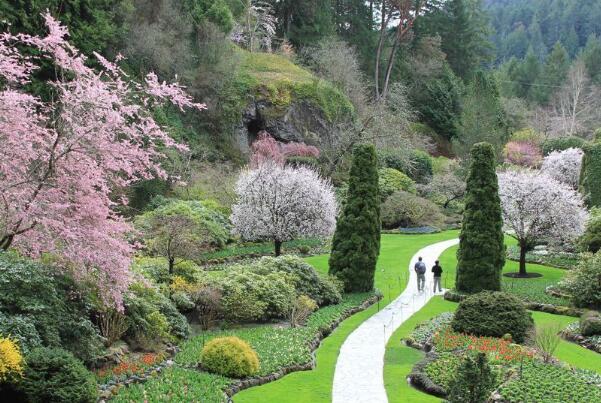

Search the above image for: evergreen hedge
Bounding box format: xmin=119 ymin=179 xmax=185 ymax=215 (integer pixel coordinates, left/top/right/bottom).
xmin=580 ymin=142 xmax=601 ymax=208
xmin=329 ymin=144 xmax=381 ymax=292
xmin=456 ymin=143 xmax=505 ymax=293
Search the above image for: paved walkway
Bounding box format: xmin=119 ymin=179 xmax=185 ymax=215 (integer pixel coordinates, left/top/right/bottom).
xmin=331 ymin=238 xmax=460 ymax=403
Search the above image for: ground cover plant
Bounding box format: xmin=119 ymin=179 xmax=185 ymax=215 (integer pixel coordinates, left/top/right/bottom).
xmin=497 ymin=361 xmax=601 ymax=402
xmin=113 ymin=292 xmax=374 ymax=399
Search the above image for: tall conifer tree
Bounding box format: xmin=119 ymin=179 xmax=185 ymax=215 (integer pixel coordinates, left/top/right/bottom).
xmin=456 ymin=142 xmax=505 ymax=293
xmin=329 ymin=144 xmax=380 ymax=292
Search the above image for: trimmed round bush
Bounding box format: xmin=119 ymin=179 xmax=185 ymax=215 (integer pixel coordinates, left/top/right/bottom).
xmin=21 ymin=347 xmax=97 ymax=403
xmin=201 ymin=336 xmax=259 ymax=378
xmin=451 ymin=291 xmax=534 ymax=343
xmin=378 ymin=168 xmax=416 ymax=198
xmin=381 ymin=191 xmax=445 ymax=230
xmin=580 ymin=311 xmax=601 ymax=336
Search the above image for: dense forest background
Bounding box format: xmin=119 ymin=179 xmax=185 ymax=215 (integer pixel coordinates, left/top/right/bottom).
xmin=2 ymin=0 xmax=600 ymax=210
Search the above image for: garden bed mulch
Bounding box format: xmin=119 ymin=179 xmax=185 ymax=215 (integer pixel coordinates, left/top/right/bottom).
xmin=443 ymin=290 xmax=584 ymax=317
xmin=223 ymin=294 xmax=381 ymax=398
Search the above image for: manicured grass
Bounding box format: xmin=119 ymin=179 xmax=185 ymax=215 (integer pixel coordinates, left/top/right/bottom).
xmin=438 ymin=237 xmax=569 ymax=305
xmin=234 ymin=231 xmax=459 ymax=403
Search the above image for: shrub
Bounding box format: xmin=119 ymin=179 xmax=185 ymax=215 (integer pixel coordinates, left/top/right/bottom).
xmin=456 ymin=143 xmax=505 ymax=293
xmin=288 ymin=295 xmax=318 ymax=328
xmin=407 ymin=150 xmax=434 ymax=184
xmin=131 ymin=256 xmax=170 ymax=284
xmin=580 ymin=142 xmax=601 ymax=208
xmin=201 ymin=336 xmax=259 ymax=378
xmin=0 ymin=313 xmax=42 ymax=354
xmin=214 ymin=269 xmax=295 ymax=322
xmin=0 ymin=337 xmax=23 ymax=382
xmin=21 ymin=347 xmax=97 ymax=403
xmin=503 ymin=141 xmax=542 ymax=167
xmin=447 ymin=353 xmax=497 ymax=403
xmin=451 ymin=291 xmax=533 ymax=343
xmin=559 ymin=251 xmax=601 ymax=309
xmin=0 ymin=252 xmax=102 ymax=363
xmin=542 ymin=136 xmax=586 ymax=155
xmin=532 ymin=323 xmax=562 ymax=363
xmin=579 ymin=210 xmax=601 ymax=253
xmin=124 ymin=282 xmax=189 ymax=348
xmin=329 ymin=144 xmax=381 ymax=292
xmin=580 ymin=311 xmax=601 ymax=336
xmin=252 ymin=255 xmax=342 ymax=306
xmin=378 ymin=168 xmax=416 ymax=198
xmin=380 ymin=191 xmax=445 ymax=230
xmin=192 ymin=286 xmax=223 ymax=330
xmin=510 ymin=128 xmax=543 ymax=144
xmin=171 ymin=291 xmax=195 ymax=312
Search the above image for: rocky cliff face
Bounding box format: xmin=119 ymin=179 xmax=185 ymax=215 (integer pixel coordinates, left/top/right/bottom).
xmin=235 ymin=98 xmax=333 ymax=152
xmin=231 ymin=51 xmax=354 ymax=153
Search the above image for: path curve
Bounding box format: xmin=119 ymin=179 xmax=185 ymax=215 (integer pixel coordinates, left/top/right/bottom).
xmin=332 ymin=238 xmax=459 ymax=403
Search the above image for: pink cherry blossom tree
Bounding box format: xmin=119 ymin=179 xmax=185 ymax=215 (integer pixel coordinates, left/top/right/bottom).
xmin=540 ymin=147 xmax=584 ymax=189
xmin=498 ymin=169 xmax=588 ymax=276
xmin=231 ymin=161 xmax=337 ymax=256
xmin=0 ymin=14 xmax=204 ymax=308
xmin=250 ymin=131 xmax=319 ymax=168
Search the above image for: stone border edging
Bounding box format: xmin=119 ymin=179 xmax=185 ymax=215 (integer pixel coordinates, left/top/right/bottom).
xmin=223 ymin=294 xmax=382 ymax=398
xmin=561 ymin=330 xmax=601 ymax=354
xmin=407 ymin=352 xmax=446 ymax=398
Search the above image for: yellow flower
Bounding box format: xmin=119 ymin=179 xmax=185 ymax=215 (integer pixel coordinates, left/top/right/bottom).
xmin=0 ymin=336 xmax=24 ymax=381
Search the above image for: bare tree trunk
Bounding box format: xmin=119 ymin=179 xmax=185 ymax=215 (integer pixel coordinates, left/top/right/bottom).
xmin=168 ymin=256 xmax=175 ymax=274
xmin=519 ymin=241 xmax=527 ymax=276
xmin=381 ymin=32 xmax=400 ymax=99
xmin=274 ymin=239 xmax=282 ymax=257
xmin=374 ymin=1 xmax=388 ymax=100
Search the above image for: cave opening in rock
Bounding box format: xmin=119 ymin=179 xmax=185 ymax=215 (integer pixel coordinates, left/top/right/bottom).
xmin=246 ymin=116 xmax=265 ymax=145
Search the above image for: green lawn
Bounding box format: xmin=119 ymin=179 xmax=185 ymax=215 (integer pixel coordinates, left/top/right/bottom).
xmin=438 ymin=237 xmax=569 ymax=305
xmin=234 ymin=231 xmax=459 ymax=403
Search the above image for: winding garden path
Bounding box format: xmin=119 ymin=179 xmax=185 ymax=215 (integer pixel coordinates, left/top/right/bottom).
xmin=332 ymin=238 xmax=459 ymax=403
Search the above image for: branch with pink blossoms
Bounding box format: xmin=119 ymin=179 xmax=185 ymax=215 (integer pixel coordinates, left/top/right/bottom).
xmin=0 ymin=13 xmax=205 ymax=309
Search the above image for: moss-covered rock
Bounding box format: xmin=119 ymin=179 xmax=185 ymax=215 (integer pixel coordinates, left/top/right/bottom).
xmin=231 ymin=50 xmax=355 ymax=151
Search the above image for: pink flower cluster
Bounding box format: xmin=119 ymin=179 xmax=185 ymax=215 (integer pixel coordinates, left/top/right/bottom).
xmin=250 ymin=131 xmax=319 ymax=168
xmin=504 ymin=141 xmax=543 ymax=168
xmin=0 ymin=14 xmax=204 ymax=309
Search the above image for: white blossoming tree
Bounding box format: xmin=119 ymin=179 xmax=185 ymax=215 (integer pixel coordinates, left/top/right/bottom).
xmin=231 ymin=162 xmax=337 ymax=256
xmin=540 ymin=147 xmax=584 ymax=189
xmin=498 ymin=169 xmax=588 ymax=277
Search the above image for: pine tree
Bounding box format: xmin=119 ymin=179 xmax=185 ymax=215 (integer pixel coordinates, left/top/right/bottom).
xmin=447 ymin=353 xmax=496 ymax=403
xmin=455 ymin=72 xmax=508 ymax=158
xmin=329 ymin=144 xmax=381 ymax=292
xmin=582 ymin=34 xmax=601 ymax=84
xmin=517 ymin=48 xmax=542 ymax=102
xmin=456 ymin=143 xmax=505 ymax=293
xmin=533 ymin=42 xmax=570 ymax=104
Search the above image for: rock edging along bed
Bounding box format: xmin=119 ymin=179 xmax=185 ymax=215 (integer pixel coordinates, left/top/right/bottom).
xmin=443 ymin=290 xmax=584 ymax=317
xmin=223 ymin=294 xmax=382 ymax=398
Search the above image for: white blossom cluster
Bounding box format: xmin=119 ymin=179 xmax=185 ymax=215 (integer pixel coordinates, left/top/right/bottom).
xmin=540 ymin=147 xmax=584 ymax=189
xmin=231 ymin=161 xmax=337 ymax=244
xmin=498 ymin=169 xmax=588 ymax=248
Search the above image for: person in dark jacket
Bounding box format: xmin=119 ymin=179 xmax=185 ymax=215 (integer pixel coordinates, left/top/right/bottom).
xmin=432 ymin=260 xmax=443 ymax=293
xmin=414 ymin=257 xmax=426 ymax=292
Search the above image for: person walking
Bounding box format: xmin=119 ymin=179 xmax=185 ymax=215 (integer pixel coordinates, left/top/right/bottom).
xmin=414 ymin=257 xmax=426 ymax=292
xmin=432 ymin=260 xmax=443 ymax=293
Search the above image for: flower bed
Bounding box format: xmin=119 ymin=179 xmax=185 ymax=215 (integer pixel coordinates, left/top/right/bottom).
xmin=495 ymin=361 xmax=601 ymax=402
xmin=433 ymin=327 xmax=535 ymax=364
xmin=561 ymin=322 xmax=601 ymax=354
xmin=404 ymin=312 xmax=453 ymax=350
xmin=111 ymin=292 xmax=378 ymax=401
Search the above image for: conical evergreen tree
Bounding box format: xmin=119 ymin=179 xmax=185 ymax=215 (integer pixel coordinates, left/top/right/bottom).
xmin=329 ymin=144 xmax=381 ymax=292
xmin=456 ymin=142 xmax=505 ymax=293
